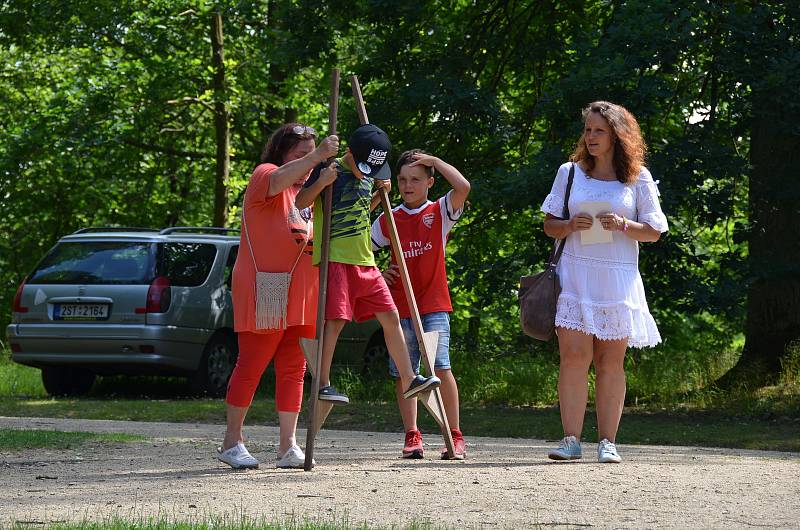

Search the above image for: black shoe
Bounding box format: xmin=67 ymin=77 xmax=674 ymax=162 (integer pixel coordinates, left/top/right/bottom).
xmin=402 ymin=375 xmax=441 ymax=399
xmin=319 ymin=385 xmax=349 ymax=403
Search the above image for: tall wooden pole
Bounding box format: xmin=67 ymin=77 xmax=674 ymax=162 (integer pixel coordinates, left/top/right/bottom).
xmin=303 ymin=69 xmax=340 ymax=471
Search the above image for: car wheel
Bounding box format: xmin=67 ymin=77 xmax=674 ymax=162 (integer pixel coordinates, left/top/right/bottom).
xmin=41 ymin=367 xmax=96 ymax=397
xmin=362 ymin=331 xmax=388 ymax=374
xmin=190 ymin=332 xmax=238 ymax=397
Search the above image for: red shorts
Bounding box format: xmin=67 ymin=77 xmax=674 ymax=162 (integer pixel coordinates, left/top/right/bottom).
xmin=326 ymin=262 xmax=396 ymax=322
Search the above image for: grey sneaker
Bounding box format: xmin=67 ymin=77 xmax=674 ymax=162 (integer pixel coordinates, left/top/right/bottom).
xmin=548 ymin=435 xmax=582 ymax=460
xmin=402 ymin=374 xmax=441 ymax=399
xmin=597 ymin=438 xmax=622 ymax=463
xmin=319 ymin=385 xmax=349 ymax=403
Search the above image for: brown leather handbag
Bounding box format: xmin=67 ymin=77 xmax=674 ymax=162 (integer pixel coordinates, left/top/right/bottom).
xmin=519 ymin=163 xmax=575 ymax=341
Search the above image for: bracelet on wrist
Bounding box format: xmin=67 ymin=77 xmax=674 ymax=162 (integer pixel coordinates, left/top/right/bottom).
xmin=622 ymin=217 xmax=629 ymax=232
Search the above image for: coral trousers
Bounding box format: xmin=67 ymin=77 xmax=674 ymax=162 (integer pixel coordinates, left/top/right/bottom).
xmin=225 ymin=326 xmax=312 ymax=412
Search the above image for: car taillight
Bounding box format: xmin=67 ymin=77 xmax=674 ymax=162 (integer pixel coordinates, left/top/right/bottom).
xmin=136 ymin=276 xmax=171 ymax=314
xmin=12 ymin=278 xmax=28 ymax=313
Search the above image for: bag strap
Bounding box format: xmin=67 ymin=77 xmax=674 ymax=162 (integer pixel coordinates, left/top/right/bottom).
xmin=547 ymin=162 xmax=575 ymax=267
xmin=242 ymin=188 xmax=309 ymax=276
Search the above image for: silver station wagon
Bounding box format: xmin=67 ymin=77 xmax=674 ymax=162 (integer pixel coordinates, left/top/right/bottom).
xmin=7 ymin=227 xmax=385 ymax=397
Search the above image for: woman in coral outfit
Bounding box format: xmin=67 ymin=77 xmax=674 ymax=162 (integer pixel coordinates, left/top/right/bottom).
xmin=218 ymin=123 xmax=338 ymax=469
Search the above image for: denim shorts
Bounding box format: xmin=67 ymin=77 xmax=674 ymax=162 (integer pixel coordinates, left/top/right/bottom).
xmin=388 ymin=312 xmax=451 ymax=378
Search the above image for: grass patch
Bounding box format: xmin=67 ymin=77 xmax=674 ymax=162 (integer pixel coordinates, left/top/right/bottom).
xmin=0 ymin=428 xmax=145 ymax=451
xmin=1 ymin=333 xmax=797 ymax=453
xmin=0 ymin=396 xmax=797 ymax=452
xmin=10 ymin=512 xmax=457 ymax=530
xmin=0 ymin=355 xmax=47 ymax=398
xmin=779 ymin=339 xmax=800 ymax=386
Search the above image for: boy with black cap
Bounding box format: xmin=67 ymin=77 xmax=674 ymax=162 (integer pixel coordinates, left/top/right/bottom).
xmin=296 ymin=124 xmax=441 ymax=404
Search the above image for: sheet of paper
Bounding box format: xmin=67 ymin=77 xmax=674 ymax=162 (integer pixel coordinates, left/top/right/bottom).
xmin=577 ymin=201 xmax=613 ymax=245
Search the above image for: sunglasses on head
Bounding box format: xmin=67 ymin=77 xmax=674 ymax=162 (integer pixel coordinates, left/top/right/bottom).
xmin=290 ymin=125 xmax=317 ymax=137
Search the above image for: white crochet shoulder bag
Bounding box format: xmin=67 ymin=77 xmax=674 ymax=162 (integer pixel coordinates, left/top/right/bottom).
xmin=242 ymin=197 xmax=308 ymax=330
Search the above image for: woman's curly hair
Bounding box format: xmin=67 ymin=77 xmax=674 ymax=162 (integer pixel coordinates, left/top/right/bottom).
xmin=570 ymin=101 xmax=646 ymax=184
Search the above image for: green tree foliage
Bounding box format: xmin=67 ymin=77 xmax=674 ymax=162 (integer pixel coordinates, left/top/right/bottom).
xmin=0 ymin=0 xmax=330 ymax=325
xmin=1 ymin=1 xmax=798 ymax=382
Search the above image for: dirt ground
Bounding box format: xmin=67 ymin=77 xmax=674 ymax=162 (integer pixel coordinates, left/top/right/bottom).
xmin=0 ymin=416 xmax=798 ymax=529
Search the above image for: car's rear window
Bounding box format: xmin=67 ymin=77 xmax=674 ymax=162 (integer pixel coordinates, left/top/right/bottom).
xmin=159 ymin=243 xmax=218 ymax=287
xmin=28 ymin=242 xmax=155 ymax=285
xmin=28 ymin=240 xmax=219 ymax=287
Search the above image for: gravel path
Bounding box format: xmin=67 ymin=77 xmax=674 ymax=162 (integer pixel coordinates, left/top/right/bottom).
xmin=1 ymin=416 xmax=798 ymax=529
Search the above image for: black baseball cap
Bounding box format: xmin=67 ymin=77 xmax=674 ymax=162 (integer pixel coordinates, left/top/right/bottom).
xmin=348 ymin=124 xmax=392 ymax=180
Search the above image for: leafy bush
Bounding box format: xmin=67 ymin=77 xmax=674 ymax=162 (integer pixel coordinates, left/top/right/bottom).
xmin=779 ymin=340 xmax=800 ymax=386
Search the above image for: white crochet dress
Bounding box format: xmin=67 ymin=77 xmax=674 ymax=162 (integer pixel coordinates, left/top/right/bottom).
xmin=541 ymin=162 xmax=669 ymax=348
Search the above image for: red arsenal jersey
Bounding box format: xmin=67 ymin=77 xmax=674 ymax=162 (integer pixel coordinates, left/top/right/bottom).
xmin=371 ymin=190 xmax=463 ymax=319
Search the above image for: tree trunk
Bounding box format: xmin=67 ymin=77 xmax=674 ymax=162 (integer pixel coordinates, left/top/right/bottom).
xmin=720 ymin=89 xmax=800 ymax=385
xmin=211 ymin=12 xmax=230 ymax=228
xmin=468 ymin=314 xmax=480 ymax=346
xmin=263 ymin=0 xmax=296 ymax=132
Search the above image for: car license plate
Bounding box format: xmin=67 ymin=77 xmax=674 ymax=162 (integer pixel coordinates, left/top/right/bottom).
xmin=54 ymin=303 xmax=110 ymax=320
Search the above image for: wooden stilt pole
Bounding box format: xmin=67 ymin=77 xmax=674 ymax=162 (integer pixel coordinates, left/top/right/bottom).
xmin=302 ymin=68 xmax=340 ymax=471
xmin=350 ymin=75 xmax=456 ymax=459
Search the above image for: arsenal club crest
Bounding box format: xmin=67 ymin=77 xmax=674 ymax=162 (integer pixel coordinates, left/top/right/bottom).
xmin=422 ymin=213 xmax=435 ymax=228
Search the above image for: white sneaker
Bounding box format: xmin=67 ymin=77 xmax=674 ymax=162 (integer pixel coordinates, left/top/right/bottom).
xmin=276 ymin=445 xmax=314 ymax=469
xmin=218 ymin=442 xmax=259 ymax=469
xmin=548 ymin=435 xmax=582 ymax=460
xmin=597 ymin=438 xmax=622 ymax=463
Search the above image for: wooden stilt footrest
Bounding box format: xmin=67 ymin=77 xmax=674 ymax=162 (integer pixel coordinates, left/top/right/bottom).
xmin=301 ymin=337 xmax=338 ymax=455
xmin=417 ymin=331 xmax=457 ymax=459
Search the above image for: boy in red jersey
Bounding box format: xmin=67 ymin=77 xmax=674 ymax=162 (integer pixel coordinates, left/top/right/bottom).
xmin=370 ymin=149 xmax=470 ymax=459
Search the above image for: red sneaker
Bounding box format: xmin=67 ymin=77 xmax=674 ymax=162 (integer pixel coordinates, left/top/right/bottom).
xmin=402 ymin=429 xmax=424 ymax=459
xmin=441 ymin=429 xmax=466 ymax=460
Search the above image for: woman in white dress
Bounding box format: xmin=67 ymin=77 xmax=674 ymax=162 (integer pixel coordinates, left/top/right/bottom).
xmin=541 ymin=101 xmax=668 ymax=463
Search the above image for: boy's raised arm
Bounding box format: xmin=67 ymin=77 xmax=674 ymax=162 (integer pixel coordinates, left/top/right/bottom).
xmin=410 ymin=154 xmax=470 ymax=211
xmin=295 ymin=161 xmax=338 ymax=209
